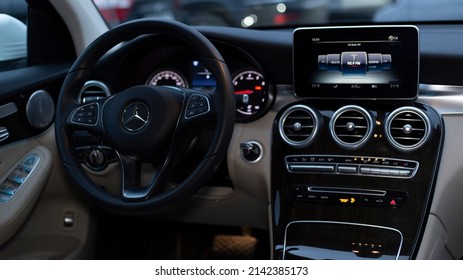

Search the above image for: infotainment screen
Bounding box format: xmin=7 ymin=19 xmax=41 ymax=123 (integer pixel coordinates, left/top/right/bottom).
xmin=293 ymin=26 xmax=419 ymax=99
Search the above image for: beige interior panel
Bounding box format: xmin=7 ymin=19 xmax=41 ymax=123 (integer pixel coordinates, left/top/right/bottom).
xmin=416 ymin=214 xmax=450 ymax=259
xmin=419 ymin=93 xmax=463 ymax=259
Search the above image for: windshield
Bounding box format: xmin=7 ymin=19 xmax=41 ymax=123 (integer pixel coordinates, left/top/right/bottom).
xmin=92 ymin=0 xmax=463 ymax=28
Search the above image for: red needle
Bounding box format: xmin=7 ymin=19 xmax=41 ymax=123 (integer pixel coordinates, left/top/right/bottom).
xmin=235 ymin=90 xmax=253 ymax=95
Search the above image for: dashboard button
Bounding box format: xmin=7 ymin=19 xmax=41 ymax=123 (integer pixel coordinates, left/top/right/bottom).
xmin=338 ymin=165 xmax=358 ymax=174
xmin=360 ymin=167 xmax=371 ymax=174
xmin=289 ymin=164 xmax=335 ymax=173
xmin=374 ymin=198 xmax=386 ymax=205
xmin=319 ymin=194 xmax=332 ymax=201
xmin=399 ymin=170 xmax=412 ymax=177
xmin=389 ymin=169 xmax=400 ymax=176
xmin=307 ymin=194 xmax=318 ymax=200
xmin=370 ymin=168 xmax=381 ymax=175
xmin=379 ymin=168 xmax=390 ymax=175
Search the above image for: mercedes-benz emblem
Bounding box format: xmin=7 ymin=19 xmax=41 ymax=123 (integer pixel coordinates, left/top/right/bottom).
xmin=121 ymin=102 xmax=150 ymax=132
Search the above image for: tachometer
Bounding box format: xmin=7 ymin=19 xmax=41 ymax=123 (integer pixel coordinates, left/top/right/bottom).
xmin=233 ymin=70 xmax=267 ymax=119
xmin=147 ymin=69 xmax=188 ymax=88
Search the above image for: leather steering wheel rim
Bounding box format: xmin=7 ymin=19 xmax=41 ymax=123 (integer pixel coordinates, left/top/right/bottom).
xmin=55 ymin=19 xmax=235 ymax=214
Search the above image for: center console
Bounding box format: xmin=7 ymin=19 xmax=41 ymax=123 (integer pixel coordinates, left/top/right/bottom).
xmin=272 ymin=26 xmax=443 ymax=259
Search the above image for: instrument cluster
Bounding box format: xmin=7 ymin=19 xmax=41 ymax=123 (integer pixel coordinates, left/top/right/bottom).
xmin=141 ymin=48 xmax=273 ymax=123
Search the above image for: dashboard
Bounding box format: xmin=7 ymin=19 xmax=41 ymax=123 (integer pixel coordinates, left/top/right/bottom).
xmin=3 ymin=0 xmax=463 ymax=261
xmin=68 ymin=23 xmax=463 ymax=260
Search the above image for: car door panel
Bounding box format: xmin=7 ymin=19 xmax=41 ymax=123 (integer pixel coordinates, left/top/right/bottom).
xmin=0 ymin=64 xmax=96 ymax=259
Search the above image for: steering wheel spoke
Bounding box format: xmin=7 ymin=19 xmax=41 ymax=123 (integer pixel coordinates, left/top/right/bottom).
xmin=118 ymin=154 xmax=149 ymax=201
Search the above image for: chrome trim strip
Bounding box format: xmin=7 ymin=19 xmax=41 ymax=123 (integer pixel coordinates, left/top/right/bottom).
xmin=420 ymin=84 xmax=463 ymax=95
xmin=0 ymin=102 xmax=18 ymax=119
xmin=0 ymin=127 xmax=9 ymax=142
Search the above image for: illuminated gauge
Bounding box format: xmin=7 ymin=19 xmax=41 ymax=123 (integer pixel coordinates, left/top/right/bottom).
xmin=233 ymin=70 xmax=267 ymax=118
xmin=146 ymin=69 xmax=188 ymax=88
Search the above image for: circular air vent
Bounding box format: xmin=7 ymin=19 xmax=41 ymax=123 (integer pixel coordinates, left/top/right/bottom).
xmin=329 ymin=105 xmax=374 ymax=150
xmin=279 ymin=105 xmax=319 ymax=148
xmin=385 ymin=107 xmax=431 ymax=151
xmin=78 ymin=80 xmax=111 ymax=103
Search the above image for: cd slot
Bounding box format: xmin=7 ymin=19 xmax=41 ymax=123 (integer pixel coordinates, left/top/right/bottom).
xmin=292 ymin=185 xmax=408 ymax=208
xmin=308 ymin=187 xmax=386 ymax=197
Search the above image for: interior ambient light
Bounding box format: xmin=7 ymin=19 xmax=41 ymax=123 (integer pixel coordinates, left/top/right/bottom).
xmin=276 ymin=3 xmax=287 ymax=13
xmin=241 ymin=15 xmax=257 ymax=28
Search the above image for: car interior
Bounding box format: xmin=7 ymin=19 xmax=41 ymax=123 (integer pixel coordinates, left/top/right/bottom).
xmin=1 ymin=0 xmax=463 ymax=260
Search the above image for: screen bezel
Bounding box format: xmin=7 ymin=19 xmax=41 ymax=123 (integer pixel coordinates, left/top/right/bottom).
xmin=293 ymin=26 xmax=419 ymax=100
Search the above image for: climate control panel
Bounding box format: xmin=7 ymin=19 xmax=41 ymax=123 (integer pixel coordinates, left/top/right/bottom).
xmin=285 ymin=155 xmax=418 ymax=179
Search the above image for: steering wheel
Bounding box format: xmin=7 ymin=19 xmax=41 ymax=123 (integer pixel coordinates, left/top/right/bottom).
xmin=55 ymin=19 xmax=235 ymax=214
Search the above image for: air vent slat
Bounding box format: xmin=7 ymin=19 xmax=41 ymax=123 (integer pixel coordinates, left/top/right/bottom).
xmin=338 ymin=116 xmax=365 ymax=120
xmin=385 ymin=107 xmax=431 ymax=151
xmin=279 ymin=105 xmax=319 ymax=148
xmin=335 ymin=125 xmax=367 ymax=129
xmin=337 ymin=134 xmax=365 ymax=138
xmin=285 ymin=134 xmax=313 ymax=137
xmin=390 ymin=127 xmax=425 ymax=132
xmin=284 ymin=125 xmax=314 ymax=129
xmin=392 ymin=118 xmax=423 ymax=122
xmin=287 ymin=116 xmax=313 ymax=119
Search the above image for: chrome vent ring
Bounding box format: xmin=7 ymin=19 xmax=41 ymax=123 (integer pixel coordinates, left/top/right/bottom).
xmin=279 ymin=105 xmax=319 ymax=148
xmin=329 ymin=105 xmax=374 ymax=150
xmin=385 ymin=107 xmax=431 ymax=151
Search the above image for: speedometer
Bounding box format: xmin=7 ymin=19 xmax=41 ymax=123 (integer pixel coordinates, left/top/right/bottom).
xmin=147 ymin=69 xmax=188 ymax=88
xmin=233 ymin=70 xmax=268 ymax=119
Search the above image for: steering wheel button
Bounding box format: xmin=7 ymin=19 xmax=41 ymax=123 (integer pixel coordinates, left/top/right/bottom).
xmin=73 ymin=116 xmax=82 ymax=123
xmin=84 ymin=118 xmax=97 ymax=125
xmin=197 ymin=108 xmax=207 ymax=114
xmin=85 ymin=111 xmax=95 ymax=117
xmin=186 ymin=110 xmax=196 ymax=117
xmin=188 ymin=102 xmax=199 ymax=109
